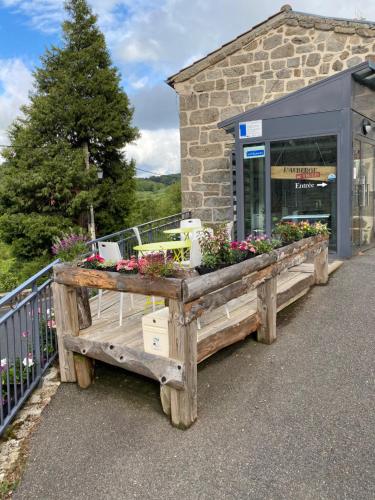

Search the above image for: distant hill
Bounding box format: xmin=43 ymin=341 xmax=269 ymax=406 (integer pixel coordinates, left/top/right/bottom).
xmin=130 ymin=172 xmax=181 ymax=226
xmin=136 ymin=173 xmax=181 ymax=192
xmin=148 ymin=173 xmax=180 ymax=185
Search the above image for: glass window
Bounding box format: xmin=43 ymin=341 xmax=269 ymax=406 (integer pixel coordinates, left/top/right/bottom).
xmin=352 ymin=138 xmax=375 ymax=248
xmin=243 ymin=144 xmax=265 ymax=236
xmin=271 ymin=136 xmax=337 ymax=250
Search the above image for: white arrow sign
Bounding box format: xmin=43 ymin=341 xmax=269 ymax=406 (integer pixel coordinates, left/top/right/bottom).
xmin=317 ymin=182 xmax=327 ymax=187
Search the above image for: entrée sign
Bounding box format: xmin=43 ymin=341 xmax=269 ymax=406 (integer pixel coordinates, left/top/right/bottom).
xmin=271 ymin=166 xmax=336 ymax=182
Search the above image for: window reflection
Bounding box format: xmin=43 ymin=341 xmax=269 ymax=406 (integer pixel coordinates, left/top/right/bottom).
xmin=271 ymin=136 xmax=337 ymax=250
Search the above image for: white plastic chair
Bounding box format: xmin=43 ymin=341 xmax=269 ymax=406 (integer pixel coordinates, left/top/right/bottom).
xmin=180 ymin=218 xmax=202 ymax=240
xmin=226 ymin=221 xmax=234 ymax=241
xmin=97 ymin=242 xmax=134 ymax=326
xmin=181 ymin=234 xmax=202 ymax=269
xmin=132 ymin=226 xmax=142 ymax=245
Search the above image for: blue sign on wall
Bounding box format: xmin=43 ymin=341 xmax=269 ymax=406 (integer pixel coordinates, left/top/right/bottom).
xmin=239 ymin=120 xmax=263 ymax=139
xmin=244 ymin=145 xmax=265 ymax=159
xmin=239 ymin=123 xmax=247 ymax=138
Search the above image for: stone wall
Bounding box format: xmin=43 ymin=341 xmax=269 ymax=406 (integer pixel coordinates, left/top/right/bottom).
xmin=173 ymin=10 xmax=375 ymax=224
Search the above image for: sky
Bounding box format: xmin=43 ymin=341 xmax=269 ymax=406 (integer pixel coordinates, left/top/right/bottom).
xmin=0 ymin=0 xmax=375 ymax=177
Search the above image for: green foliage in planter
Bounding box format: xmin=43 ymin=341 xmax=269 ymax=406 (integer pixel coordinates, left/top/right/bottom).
xmin=273 ymin=221 xmax=329 ymax=244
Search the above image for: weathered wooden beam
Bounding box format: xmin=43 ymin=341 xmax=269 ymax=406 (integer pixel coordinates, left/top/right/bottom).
xmin=63 ymin=336 xmax=185 ymax=390
xmin=168 ymin=299 xmax=197 ymax=429
xmin=160 ymin=386 xmax=171 ymax=416
xmin=52 ymin=282 xmax=78 ymax=383
xmin=182 ymin=236 xmax=328 ymax=303
xmin=197 ymin=313 xmax=260 ymax=363
xmin=183 ymin=240 xmax=327 ymax=322
xmin=76 ymin=286 xmax=92 ymax=330
xmin=54 ymin=264 xmax=183 ymax=300
xmin=314 ymin=246 xmax=329 ymax=285
xmin=257 ymin=276 xmax=277 ymax=345
xmin=276 ymin=274 xmax=314 ymax=311
xmin=73 ymin=353 xmax=94 ymax=389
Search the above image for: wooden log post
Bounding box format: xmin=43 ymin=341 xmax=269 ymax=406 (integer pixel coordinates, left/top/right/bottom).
xmin=167 ymin=299 xmax=197 ymax=429
xmin=53 ymin=282 xmax=78 ymax=382
xmin=73 ymin=354 xmax=94 ymax=389
xmin=52 ymin=282 xmax=94 ymax=387
xmin=257 ymin=276 xmax=277 ymax=345
xmin=314 ymin=246 xmax=329 ymax=285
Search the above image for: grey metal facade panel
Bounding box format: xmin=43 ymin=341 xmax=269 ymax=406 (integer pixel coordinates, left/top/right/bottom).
xmin=337 ymin=108 xmax=353 ymax=258
xmin=235 ymin=123 xmax=245 ymax=241
xmin=238 ymin=110 xmax=343 ymax=145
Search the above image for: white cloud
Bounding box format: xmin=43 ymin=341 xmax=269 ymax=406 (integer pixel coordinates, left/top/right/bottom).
xmin=130 ymin=76 xmax=150 ymax=89
xmin=1 ymin=0 xmax=64 ymax=33
xmin=126 ymin=128 xmax=180 ymax=176
xmin=2 ymin=0 xmax=375 ymax=172
xmin=106 ymin=0 xmax=375 ymax=75
xmin=0 ymin=58 xmax=32 ymax=149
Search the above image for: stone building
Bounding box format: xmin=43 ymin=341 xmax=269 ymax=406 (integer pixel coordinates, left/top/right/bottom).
xmin=167 ymin=5 xmax=375 ymax=224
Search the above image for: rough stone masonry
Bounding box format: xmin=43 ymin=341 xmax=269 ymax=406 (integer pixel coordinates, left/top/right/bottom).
xmin=167 ymin=5 xmax=375 ymax=224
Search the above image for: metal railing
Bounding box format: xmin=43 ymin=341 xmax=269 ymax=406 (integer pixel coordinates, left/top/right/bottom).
xmin=87 ymin=211 xmax=192 ymax=257
xmin=0 ymin=211 xmax=191 ymax=434
xmin=0 ymin=260 xmax=59 ymax=433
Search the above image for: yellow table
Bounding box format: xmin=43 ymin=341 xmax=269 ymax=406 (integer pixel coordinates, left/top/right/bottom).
xmin=163 ymin=226 xmax=202 ymax=236
xmin=133 ymin=240 xmax=191 ymax=262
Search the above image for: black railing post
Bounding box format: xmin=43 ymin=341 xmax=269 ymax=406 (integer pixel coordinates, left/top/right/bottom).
xmin=32 ymin=283 xmax=42 ymax=378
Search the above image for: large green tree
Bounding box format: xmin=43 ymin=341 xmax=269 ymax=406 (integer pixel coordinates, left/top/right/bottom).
xmin=0 ymin=0 xmax=138 ymax=261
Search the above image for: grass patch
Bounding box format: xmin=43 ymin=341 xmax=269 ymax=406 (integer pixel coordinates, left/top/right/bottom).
xmin=0 ymin=480 xmax=19 ymax=499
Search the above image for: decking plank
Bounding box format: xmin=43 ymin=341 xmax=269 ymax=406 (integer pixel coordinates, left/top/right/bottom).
xmin=79 ymin=263 xmax=339 ymax=364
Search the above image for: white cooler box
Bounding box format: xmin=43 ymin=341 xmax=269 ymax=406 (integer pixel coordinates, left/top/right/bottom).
xmin=142 ymin=307 xmax=169 ymax=358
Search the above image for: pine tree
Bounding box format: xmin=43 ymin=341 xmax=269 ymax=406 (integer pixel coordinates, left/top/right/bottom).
xmin=0 ymin=0 xmax=138 ymax=261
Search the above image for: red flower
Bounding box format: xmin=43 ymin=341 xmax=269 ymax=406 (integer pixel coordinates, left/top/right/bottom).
xmin=85 ymin=253 xmax=105 ymax=263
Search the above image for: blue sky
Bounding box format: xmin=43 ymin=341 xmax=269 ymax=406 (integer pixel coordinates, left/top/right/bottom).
xmin=0 ymin=0 xmax=375 ymax=176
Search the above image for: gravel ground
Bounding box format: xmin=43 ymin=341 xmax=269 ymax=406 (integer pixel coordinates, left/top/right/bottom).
xmin=14 ymin=251 xmax=375 ymax=500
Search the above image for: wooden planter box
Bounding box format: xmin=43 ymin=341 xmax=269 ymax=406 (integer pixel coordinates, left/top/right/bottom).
xmin=53 ymin=235 xmax=329 ymax=429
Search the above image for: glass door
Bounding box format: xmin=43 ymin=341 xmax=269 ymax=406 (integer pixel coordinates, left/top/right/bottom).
xmin=270 ymin=135 xmax=337 ymax=250
xmin=243 ymin=144 xmax=266 ymax=236
xmin=352 ymin=139 xmax=375 ymax=249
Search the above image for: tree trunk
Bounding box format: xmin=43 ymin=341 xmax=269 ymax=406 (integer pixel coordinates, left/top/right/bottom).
xmin=83 ymin=141 xmax=96 ymax=241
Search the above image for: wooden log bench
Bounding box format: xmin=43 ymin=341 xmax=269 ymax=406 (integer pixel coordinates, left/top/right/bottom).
xmin=52 ymin=235 xmax=329 ymax=429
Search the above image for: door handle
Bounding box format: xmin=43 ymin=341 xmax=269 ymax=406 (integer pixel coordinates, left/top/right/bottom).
xmin=359 ymin=176 xmax=366 ymax=207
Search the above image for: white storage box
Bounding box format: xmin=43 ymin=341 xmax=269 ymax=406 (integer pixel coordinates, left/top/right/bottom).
xmin=142 ymin=307 xmax=169 ymax=358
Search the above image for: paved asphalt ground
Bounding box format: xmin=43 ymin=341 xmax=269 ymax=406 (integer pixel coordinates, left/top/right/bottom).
xmin=15 ymin=251 xmax=375 ymax=500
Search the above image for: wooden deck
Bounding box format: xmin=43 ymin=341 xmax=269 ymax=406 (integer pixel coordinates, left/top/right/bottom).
xmin=83 ymin=260 xmax=343 ymax=364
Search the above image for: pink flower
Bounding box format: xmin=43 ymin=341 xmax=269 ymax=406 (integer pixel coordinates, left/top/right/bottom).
xmin=47 ymin=320 xmax=56 ymax=329
xmin=249 ymin=246 xmax=257 ymax=254
xmin=116 ymin=257 xmax=139 ymax=272
xmin=231 ymin=241 xmax=239 ymax=249
xmin=21 ymin=331 xmax=29 ymax=338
